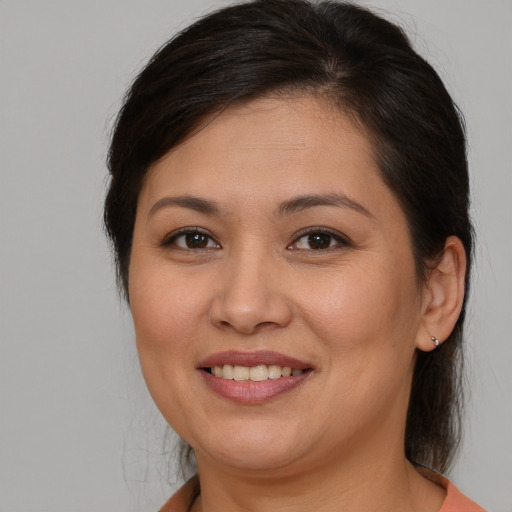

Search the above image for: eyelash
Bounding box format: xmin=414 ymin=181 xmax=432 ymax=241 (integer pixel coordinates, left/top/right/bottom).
xmin=161 ymin=227 xmax=220 ymax=250
xmin=161 ymin=227 xmax=351 ymax=252
xmin=288 ymin=227 xmax=352 ymax=251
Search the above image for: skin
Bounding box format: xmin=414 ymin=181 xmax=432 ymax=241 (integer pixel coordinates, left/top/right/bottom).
xmin=129 ymin=96 xmax=466 ymax=511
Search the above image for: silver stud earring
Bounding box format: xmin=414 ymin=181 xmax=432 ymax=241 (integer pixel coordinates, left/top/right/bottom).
xmin=431 ymin=336 xmax=440 ymax=348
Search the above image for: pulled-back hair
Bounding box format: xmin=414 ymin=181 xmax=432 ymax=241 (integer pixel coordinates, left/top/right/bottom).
xmin=105 ymin=0 xmax=473 ymax=474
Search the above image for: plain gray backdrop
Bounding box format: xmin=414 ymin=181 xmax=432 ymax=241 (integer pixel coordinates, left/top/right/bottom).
xmin=1 ymin=1 xmax=511 ymax=511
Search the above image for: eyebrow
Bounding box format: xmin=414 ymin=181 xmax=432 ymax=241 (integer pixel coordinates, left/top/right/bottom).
xmin=148 ymin=192 xmax=372 ymax=219
xmin=277 ymin=193 xmax=372 ymax=218
xmin=148 ymin=195 xmax=223 ymax=218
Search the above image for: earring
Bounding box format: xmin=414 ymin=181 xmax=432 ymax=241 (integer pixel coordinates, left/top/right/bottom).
xmin=431 ymin=336 xmax=440 ymax=348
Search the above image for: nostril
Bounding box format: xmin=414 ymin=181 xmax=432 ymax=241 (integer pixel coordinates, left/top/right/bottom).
xmin=255 ymin=321 xmax=277 ymax=329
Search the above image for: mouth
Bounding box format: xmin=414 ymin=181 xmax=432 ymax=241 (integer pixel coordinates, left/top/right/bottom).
xmin=197 ymin=351 xmax=314 ymax=403
xmin=204 ymin=364 xmax=307 ymax=381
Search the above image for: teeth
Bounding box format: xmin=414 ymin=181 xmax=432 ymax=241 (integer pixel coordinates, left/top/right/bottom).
xmin=209 ymin=364 xmax=305 ymax=381
xmin=249 ymin=365 xmax=269 ymax=381
xmin=233 ymin=365 xmax=250 ymax=381
xmin=222 ymin=364 xmax=234 ymax=379
xmin=268 ymin=364 xmax=282 ymax=380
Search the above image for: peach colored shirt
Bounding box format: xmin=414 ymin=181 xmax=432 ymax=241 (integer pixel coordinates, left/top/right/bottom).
xmin=159 ymin=475 xmax=486 ymax=512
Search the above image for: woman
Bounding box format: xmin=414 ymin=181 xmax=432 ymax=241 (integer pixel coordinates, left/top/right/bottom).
xmin=104 ymin=1 xmax=485 ymax=510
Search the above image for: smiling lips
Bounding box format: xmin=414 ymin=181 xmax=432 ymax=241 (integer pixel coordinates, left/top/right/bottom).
xmin=198 ymin=351 xmax=313 ymax=403
xmin=210 ymin=364 xmax=303 ymax=381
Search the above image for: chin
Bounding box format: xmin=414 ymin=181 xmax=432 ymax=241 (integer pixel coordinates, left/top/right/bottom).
xmin=191 ymin=421 xmax=311 ymax=472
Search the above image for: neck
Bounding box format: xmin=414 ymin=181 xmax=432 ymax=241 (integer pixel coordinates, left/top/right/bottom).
xmin=192 ymin=434 xmax=445 ymax=512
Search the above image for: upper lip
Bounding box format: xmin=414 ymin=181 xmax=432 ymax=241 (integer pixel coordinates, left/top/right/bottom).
xmin=197 ymin=350 xmax=312 ymax=370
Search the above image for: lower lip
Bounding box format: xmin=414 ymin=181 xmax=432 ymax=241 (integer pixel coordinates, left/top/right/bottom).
xmin=200 ymin=370 xmax=311 ymax=404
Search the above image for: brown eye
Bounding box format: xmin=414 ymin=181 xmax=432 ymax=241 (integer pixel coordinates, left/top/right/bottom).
xmin=185 ymin=233 xmax=209 ymax=248
xmin=289 ymin=229 xmax=350 ymax=251
xmin=167 ymin=230 xmax=220 ymax=250
xmin=306 ymin=233 xmax=333 ymax=250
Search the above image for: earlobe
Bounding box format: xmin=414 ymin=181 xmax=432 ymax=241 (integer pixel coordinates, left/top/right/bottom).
xmin=416 ymin=236 xmax=467 ymax=352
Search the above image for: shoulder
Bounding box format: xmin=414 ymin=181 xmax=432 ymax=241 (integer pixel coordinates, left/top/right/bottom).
xmin=159 ymin=473 xmax=487 ymax=512
xmin=159 ymin=476 xmax=199 ymax=512
xmin=441 ymin=480 xmax=487 ymax=512
xmin=416 ymin=466 xmax=486 ymax=512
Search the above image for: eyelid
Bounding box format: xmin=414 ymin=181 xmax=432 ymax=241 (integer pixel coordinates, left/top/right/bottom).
xmin=161 ymin=227 xmax=221 ymax=249
xmin=160 ymin=226 xmax=350 ymax=251
xmin=287 ymin=226 xmax=352 ymax=250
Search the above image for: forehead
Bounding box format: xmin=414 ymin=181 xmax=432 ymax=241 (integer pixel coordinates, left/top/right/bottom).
xmin=140 ymin=95 xmax=384 ymax=205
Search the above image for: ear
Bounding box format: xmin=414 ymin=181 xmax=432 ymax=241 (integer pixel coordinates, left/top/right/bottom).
xmin=415 ymin=236 xmax=467 ymax=352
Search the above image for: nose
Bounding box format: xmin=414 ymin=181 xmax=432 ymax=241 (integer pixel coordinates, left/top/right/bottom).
xmin=209 ymin=248 xmax=293 ymax=334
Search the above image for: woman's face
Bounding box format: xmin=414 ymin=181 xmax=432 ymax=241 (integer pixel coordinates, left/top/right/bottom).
xmin=129 ymin=96 xmax=427 ymax=474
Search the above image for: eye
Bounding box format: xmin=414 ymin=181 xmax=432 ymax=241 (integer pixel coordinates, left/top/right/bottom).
xmin=289 ymin=229 xmax=350 ymax=251
xmin=163 ymin=229 xmax=220 ymax=250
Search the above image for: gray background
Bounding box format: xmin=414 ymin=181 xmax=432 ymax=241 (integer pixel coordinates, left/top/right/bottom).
xmin=1 ymin=1 xmax=510 ymax=511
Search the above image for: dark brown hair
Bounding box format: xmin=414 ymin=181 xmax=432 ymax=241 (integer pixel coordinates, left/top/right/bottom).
xmin=105 ymin=0 xmax=473 ymax=475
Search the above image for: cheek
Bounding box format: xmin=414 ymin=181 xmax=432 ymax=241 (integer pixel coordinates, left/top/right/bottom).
xmin=298 ymin=261 xmax=420 ymax=348
xmin=130 ymin=258 xmax=209 ymax=342
xmin=296 ymin=254 xmax=421 ymax=411
xmin=296 ymin=263 xmax=419 ymax=431
xmin=128 ymin=262 xmax=213 ymax=436
xmin=128 ymin=257 xmax=214 ymax=403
